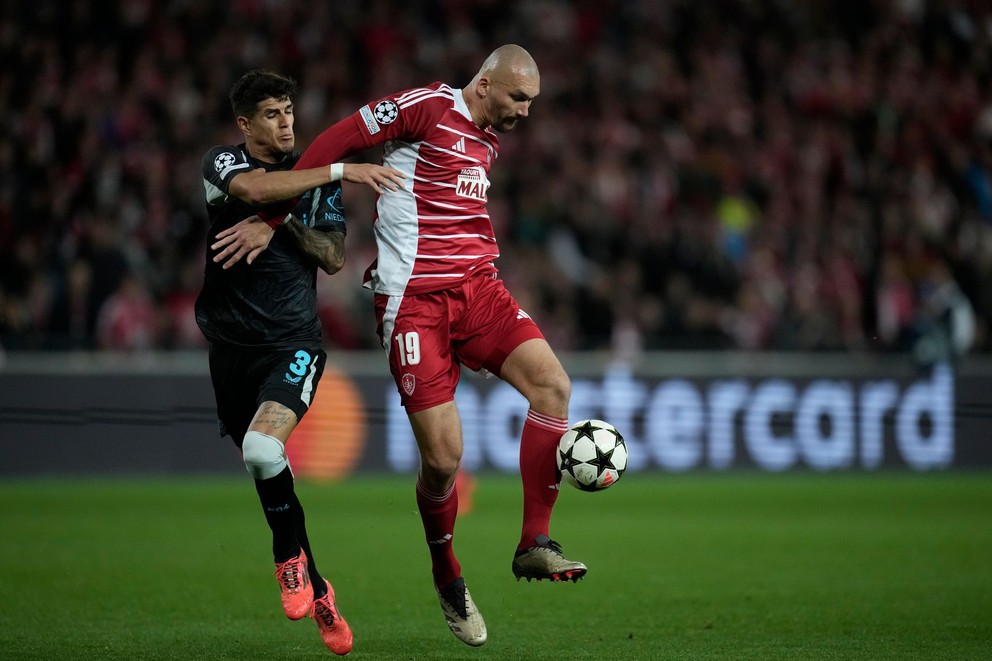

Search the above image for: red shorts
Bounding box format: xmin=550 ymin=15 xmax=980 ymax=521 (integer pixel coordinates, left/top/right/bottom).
xmin=374 ymin=273 xmax=544 ymax=412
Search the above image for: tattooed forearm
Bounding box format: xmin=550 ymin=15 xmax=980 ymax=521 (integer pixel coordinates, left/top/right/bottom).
xmin=284 ymin=217 xmax=345 ymax=274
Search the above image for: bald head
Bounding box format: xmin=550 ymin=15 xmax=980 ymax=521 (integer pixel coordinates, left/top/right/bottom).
xmin=473 ymin=44 xmax=539 ymax=87
xmin=464 ymin=44 xmax=540 ymax=133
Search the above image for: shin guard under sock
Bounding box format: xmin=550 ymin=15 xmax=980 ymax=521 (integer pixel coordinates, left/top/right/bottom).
xmin=288 ymin=490 xmax=327 ymax=598
xmin=254 ymin=466 xmax=300 ymax=563
xmin=518 ymin=410 xmax=569 ymax=550
xmin=416 ymin=479 xmax=461 ymax=589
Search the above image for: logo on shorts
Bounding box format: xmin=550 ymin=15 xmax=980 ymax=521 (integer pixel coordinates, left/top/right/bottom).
xmin=401 ymin=373 xmax=416 ymax=396
xmin=284 ymin=350 xmax=312 ymax=385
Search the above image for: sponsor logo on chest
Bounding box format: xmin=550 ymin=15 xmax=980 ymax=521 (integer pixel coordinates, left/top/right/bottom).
xmin=455 ymin=166 xmax=490 ymax=202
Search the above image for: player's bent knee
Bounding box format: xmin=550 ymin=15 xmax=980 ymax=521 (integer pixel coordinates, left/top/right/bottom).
xmin=529 ymin=369 xmax=570 ymax=413
xmin=550 ymin=371 xmax=571 ymax=403
xmin=242 ymin=431 xmax=288 ymax=480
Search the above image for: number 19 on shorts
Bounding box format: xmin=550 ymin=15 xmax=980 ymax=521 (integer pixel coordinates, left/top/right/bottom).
xmin=394 ymin=331 xmax=421 ymax=366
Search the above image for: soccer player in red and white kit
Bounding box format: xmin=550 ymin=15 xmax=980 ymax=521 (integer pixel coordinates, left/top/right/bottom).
xmin=214 ymin=44 xmax=583 ymax=647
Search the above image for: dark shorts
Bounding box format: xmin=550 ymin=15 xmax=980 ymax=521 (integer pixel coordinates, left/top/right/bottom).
xmin=374 ymin=273 xmax=545 ymax=413
xmin=208 ymin=343 xmax=326 ymax=446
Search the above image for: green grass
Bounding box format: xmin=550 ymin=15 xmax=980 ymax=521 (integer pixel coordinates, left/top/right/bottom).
xmin=1 ymin=473 xmax=990 ymax=660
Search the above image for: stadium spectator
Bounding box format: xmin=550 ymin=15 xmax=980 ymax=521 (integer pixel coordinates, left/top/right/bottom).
xmin=95 ymin=270 xmax=161 ymax=351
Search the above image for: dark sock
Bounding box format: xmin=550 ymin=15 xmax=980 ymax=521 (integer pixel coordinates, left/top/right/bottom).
xmin=289 ymin=490 xmax=327 ymax=599
xmin=253 ymin=466 xmax=300 ymax=563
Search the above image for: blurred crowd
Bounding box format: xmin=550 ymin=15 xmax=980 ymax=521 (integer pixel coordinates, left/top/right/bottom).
xmin=2 ymin=0 xmax=992 ymax=363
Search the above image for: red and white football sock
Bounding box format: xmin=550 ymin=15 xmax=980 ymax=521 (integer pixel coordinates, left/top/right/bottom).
xmin=518 ymin=410 xmax=569 ymax=550
xmin=416 ymin=478 xmax=461 ymax=589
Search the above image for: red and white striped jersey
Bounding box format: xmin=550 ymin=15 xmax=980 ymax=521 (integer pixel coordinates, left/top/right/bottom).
xmin=289 ymin=82 xmax=501 ymax=296
xmin=357 ymin=83 xmax=501 ymax=295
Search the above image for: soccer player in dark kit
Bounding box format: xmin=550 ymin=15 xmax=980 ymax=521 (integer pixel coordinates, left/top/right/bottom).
xmin=196 ymin=69 xmax=403 ymax=655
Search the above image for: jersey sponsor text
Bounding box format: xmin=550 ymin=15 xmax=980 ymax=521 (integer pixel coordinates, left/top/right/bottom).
xmin=455 ymin=167 xmax=489 ymax=202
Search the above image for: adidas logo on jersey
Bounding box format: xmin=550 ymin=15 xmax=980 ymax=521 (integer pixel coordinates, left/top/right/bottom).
xmin=450 ymin=137 xmax=466 ymax=152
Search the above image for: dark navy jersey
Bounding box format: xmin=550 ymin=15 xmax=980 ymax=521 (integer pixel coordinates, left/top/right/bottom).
xmin=195 ymin=143 xmax=346 ymax=350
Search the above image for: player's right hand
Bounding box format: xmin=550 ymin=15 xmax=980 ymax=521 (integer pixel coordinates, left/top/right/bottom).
xmin=211 ymin=215 xmax=274 ymax=269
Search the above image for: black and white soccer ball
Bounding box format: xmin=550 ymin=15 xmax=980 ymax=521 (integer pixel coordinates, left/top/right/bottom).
xmin=556 ymin=419 xmax=627 ymax=491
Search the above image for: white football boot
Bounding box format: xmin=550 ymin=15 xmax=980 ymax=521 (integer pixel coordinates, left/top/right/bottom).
xmin=512 ymin=534 xmax=587 ymax=582
xmin=435 ymin=576 xmax=487 ymax=646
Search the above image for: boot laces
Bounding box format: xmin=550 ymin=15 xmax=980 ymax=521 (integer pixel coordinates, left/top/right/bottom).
xmin=312 ymin=598 xmax=337 ymax=629
xmin=275 ymin=556 xmax=305 ymax=592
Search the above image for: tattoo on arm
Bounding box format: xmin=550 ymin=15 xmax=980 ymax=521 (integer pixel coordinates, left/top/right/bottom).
xmin=283 ymin=217 xmax=345 ymax=275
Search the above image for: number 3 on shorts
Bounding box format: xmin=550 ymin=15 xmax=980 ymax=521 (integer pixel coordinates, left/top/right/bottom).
xmin=284 ymin=350 xmax=312 ymax=384
xmin=394 ymin=331 xmax=421 ymax=367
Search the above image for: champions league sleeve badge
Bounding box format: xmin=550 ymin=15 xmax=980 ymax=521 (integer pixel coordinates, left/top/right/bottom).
xmin=360 ymin=100 xmax=399 ymax=136
xmin=213 ymin=151 xmax=236 ymax=172
xmin=373 ymin=100 xmax=399 ymax=124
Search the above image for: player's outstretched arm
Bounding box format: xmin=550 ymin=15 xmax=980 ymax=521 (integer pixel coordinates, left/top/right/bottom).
xmin=212 ymin=215 xmax=274 ymax=269
xmin=229 ymin=167 xmax=334 ymax=206
xmin=230 ymin=163 xmax=403 ymax=206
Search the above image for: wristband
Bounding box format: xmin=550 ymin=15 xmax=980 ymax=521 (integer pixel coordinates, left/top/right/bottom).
xmin=329 ymin=163 xmax=344 ymax=182
xmin=264 ymin=214 xmax=289 ymax=229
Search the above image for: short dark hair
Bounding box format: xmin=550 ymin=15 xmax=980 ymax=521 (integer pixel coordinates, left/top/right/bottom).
xmin=229 ymin=69 xmax=298 ymax=118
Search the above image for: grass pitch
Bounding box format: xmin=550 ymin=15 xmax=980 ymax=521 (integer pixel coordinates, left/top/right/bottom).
xmin=1 ymin=472 xmax=990 ymax=660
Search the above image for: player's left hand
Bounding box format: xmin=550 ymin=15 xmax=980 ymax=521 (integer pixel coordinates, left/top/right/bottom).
xmin=212 ymin=215 xmax=274 ymax=268
xmin=343 ymin=163 xmax=406 ymax=194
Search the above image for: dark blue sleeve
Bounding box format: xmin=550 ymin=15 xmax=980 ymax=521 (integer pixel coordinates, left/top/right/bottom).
xmin=292 ymin=182 xmax=346 ymax=234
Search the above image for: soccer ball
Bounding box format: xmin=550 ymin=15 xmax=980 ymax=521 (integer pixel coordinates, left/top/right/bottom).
xmin=556 ymin=419 xmax=627 ymax=491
